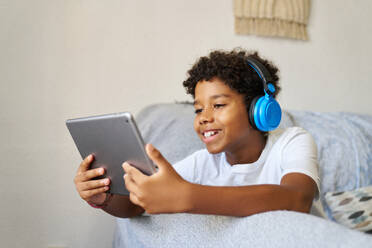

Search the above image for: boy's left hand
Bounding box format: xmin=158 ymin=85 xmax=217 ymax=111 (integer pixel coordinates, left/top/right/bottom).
xmin=122 ymin=144 xmax=191 ymax=214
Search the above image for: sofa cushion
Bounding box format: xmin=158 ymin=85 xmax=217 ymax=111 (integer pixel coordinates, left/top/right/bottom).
xmin=136 ymin=103 xmax=204 ymax=164
xmin=287 ymin=111 xmax=372 ymax=194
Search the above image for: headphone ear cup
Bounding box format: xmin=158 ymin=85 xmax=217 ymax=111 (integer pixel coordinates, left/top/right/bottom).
xmin=248 ymin=96 xmax=261 ymax=130
xmin=255 ymin=96 xmax=282 ymax=131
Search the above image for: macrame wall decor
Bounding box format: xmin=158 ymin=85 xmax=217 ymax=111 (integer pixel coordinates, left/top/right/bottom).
xmin=234 ymin=0 xmax=311 ymax=41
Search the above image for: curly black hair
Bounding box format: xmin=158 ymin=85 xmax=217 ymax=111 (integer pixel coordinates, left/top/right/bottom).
xmin=183 ymin=49 xmax=281 ymax=113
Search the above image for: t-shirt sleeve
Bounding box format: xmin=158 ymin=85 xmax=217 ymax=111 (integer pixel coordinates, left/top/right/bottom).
xmin=281 ymin=128 xmax=321 ymax=200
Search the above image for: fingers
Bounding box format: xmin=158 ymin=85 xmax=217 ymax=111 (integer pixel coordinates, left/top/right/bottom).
xmin=123 ymin=166 xmax=143 ymax=207
xmin=74 ymin=167 xmax=105 ymax=185
xmin=74 ymin=159 xmax=109 ymax=202
xmin=129 ymin=192 xmax=141 ymax=206
xmin=80 ymin=186 xmax=109 ymax=202
xmin=75 ymin=174 xmax=110 ymax=200
xmin=75 ymin=173 xmax=110 ymax=202
xmin=77 ymin=154 xmax=94 ymax=174
xmin=123 ymin=173 xmax=139 ymax=193
xmin=122 ymin=162 xmax=146 ymax=184
xmin=74 ymin=155 xmax=111 ymax=203
xmin=145 ymin=144 xmax=171 ymax=171
xmin=79 ymin=178 xmax=110 ymax=191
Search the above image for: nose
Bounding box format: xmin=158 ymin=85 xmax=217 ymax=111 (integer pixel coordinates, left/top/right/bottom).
xmin=199 ymin=108 xmax=214 ymax=124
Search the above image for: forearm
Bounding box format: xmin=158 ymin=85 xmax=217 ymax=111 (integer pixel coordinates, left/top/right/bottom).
xmin=102 ymin=194 xmax=145 ymax=218
xmin=185 ymin=183 xmax=311 ymax=217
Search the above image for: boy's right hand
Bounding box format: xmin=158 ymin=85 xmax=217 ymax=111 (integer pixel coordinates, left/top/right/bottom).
xmin=74 ymin=154 xmax=111 ymax=205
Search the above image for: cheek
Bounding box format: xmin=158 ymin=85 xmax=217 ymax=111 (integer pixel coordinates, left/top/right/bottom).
xmin=219 ymin=109 xmax=250 ymax=132
xmin=193 ymin=117 xmax=199 ymax=133
xmin=218 ymin=110 xmax=239 ymax=126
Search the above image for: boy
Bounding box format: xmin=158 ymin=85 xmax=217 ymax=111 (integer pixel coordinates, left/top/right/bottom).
xmin=74 ymin=49 xmax=319 ymax=217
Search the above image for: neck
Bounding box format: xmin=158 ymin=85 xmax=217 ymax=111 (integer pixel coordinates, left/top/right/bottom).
xmin=225 ymin=132 xmax=267 ymax=165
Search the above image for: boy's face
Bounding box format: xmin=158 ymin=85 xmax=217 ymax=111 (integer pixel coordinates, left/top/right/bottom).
xmin=193 ymin=78 xmax=254 ymax=154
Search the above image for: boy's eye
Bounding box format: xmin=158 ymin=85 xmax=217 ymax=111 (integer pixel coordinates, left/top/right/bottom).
xmin=214 ymin=104 xmax=226 ymax=109
xmin=194 ymin=109 xmax=202 ymax=114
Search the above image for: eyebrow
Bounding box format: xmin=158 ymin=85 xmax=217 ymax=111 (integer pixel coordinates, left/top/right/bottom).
xmin=193 ymin=94 xmax=231 ymax=105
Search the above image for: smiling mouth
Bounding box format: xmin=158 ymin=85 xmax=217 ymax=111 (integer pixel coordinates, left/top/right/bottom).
xmin=201 ymin=130 xmax=221 ymax=143
xmin=203 ymin=130 xmax=219 ymax=137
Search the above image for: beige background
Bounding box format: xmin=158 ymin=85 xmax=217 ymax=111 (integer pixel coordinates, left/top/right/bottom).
xmin=1 ymin=0 xmax=372 ymax=247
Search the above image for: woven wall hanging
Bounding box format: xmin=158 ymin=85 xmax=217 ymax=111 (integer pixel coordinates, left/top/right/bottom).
xmin=234 ymin=0 xmax=311 ymax=40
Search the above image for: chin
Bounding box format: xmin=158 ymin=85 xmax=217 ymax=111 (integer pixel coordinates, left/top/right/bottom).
xmin=205 ymin=145 xmax=224 ymax=154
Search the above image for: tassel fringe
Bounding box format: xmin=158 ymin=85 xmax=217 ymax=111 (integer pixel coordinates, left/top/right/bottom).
xmin=234 ymin=0 xmax=310 ymax=40
xmin=235 ymin=17 xmax=308 ymax=40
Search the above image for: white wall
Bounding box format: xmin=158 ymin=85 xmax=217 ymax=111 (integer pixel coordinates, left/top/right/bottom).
xmin=1 ymin=0 xmax=371 ymax=247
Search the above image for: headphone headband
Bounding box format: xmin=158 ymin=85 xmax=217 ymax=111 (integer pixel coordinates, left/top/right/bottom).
xmin=246 ymin=56 xmax=274 ymax=96
xmin=246 ymin=55 xmax=281 ymax=132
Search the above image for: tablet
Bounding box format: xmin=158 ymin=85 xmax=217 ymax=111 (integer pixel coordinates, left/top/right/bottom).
xmin=66 ymin=112 xmax=157 ymax=195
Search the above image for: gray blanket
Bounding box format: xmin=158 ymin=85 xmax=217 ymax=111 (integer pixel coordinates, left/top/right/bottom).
xmin=114 ymin=211 xmax=372 ymax=248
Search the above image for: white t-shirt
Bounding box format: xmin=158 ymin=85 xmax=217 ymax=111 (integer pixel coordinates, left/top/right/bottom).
xmin=173 ymin=127 xmax=320 ymax=200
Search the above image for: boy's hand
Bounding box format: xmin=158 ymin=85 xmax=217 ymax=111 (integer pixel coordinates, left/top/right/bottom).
xmin=74 ymin=154 xmax=111 ymax=205
xmin=122 ymin=144 xmax=191 ymax=214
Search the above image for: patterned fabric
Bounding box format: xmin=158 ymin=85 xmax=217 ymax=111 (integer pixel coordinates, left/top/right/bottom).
xmin=324 ymin=186 xmax=372 ymax=234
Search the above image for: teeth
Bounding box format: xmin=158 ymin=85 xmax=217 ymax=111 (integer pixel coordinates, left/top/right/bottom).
xmin=204 ymin=131 xmax=218 ymax=138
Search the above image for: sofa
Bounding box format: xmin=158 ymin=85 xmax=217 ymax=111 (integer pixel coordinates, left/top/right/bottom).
xmin=113 ymin=103 xmax=372 ymax=248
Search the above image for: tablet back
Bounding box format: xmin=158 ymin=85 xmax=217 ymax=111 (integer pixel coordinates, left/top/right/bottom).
xmin=66 ymin=112 xmax=156 ymax=195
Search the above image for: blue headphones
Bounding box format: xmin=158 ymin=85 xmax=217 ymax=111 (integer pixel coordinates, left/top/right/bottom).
xmin=246 ymin=56 xmax=282 ymax=132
